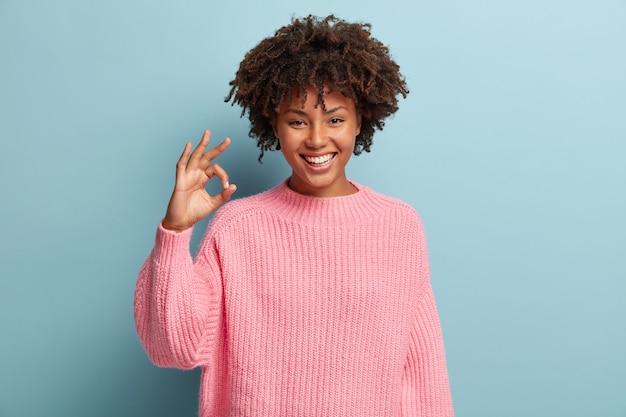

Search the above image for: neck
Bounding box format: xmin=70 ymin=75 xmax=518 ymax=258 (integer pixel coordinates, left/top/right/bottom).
xmin=287 ymin=176 xmax=358 ymax=198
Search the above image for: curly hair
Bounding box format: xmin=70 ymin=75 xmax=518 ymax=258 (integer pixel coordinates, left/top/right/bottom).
xmin=225 ymin=14 xmax=409 ymax=161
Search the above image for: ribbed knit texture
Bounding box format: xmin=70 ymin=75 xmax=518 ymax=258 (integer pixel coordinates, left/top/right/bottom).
xmin=134 ymin=180 xmax=454 ymax=417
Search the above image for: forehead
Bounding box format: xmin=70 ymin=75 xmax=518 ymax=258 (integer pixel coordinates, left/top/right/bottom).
xmin=280 ymin=84 xmax=355 ymax=110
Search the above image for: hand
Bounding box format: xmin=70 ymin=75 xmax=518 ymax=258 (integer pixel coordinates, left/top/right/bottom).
xmin=162 ymin=130 xmax=237 ymax=232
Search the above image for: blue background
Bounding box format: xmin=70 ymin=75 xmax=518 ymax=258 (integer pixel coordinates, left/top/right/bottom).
xmin=1 ymin=0 xmax=625 ymax=416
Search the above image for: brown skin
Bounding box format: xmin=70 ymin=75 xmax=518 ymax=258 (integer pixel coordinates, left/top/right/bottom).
xmin=226 ymin=15 xmax=408 ymax=161
xmin=273 ymin=85 xmax=361 ymax=198
xmin=162 ymin=130 xmax=237 ymax=232
xmin=164 ymin=15 xmax=409 ymax=229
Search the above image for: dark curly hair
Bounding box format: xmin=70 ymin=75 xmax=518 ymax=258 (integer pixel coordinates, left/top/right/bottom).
xmin=225 ymin=14 xmax=409 ymax=161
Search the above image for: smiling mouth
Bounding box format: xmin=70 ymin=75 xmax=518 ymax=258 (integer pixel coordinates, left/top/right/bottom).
xmin=302 ymin=153 xmax=336 ymax=166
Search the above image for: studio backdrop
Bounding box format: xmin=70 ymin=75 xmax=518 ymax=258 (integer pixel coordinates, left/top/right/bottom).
xmin=1 ymin=0 xmax=625 ymax=416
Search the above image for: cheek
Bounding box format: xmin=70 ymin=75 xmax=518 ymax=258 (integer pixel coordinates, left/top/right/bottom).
xmin=277 ymin=136 xmax=297 ymax=158
xmin=276 ymin=135 xmax=287 ymax=151
xmin=276 ymin=130 xmax=303 ymax=152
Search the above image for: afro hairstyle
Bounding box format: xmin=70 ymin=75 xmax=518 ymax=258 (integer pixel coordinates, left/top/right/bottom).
xmin=225 ymin=14 xmax=409 ymax=161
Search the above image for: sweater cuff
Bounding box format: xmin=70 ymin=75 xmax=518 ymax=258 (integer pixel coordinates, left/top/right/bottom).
xmin=151 ymin=220 xmax=194 ymax=264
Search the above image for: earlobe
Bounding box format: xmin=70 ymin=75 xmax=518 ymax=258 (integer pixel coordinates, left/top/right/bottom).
xmin=273 ymin=125 xmax=282 ymax=148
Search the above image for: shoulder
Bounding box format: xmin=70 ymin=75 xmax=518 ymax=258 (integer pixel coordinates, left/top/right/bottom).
xmin=205 ymin=186 xmax=278 ymax=235
xmin=358 ymin=185 xmax=428 ymax=245
xmin=209 ymin=193 xmax=266 ymax=227
xmin=363 ymin=185 xmax=423 ymax=223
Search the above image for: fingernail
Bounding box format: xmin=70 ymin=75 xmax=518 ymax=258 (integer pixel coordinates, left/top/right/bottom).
xmin=224 ymin=181 xmax=229 ymax=189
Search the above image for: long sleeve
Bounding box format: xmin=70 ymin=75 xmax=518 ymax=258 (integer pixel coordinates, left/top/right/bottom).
xmin=133 ymin=222 xmax=224 ymax=369
xmin=401 ymin=283 xmax=454 ymax=416
xmin=133 ymin=182 xmax=454 ymax=416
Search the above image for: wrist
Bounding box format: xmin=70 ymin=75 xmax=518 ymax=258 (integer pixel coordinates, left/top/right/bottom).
xmin=161 ymin=218 xmax=191 ymax=233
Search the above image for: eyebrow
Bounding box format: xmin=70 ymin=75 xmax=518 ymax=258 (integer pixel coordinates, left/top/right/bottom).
xmin=282 ymin=106 xmax=347 ymax=116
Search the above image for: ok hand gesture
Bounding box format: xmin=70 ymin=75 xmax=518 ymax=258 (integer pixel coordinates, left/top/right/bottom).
xmin=162 ymin=130 xmax=237 ymax=232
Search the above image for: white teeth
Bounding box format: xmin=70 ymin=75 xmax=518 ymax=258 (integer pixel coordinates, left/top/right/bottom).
xmin=304 ymin=154 xmax=334 ymax=165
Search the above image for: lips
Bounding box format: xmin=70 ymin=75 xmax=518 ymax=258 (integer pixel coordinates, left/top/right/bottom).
xmin=302 ymin=153 xmax=336 ymax=166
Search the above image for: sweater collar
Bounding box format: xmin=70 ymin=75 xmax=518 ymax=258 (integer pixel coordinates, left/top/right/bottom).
xmin=255 ymin=179 xmax=388 ymax=226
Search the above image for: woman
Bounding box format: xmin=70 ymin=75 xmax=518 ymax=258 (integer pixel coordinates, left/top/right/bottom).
xmin=134 ymin=14 xmax=454 ymax=416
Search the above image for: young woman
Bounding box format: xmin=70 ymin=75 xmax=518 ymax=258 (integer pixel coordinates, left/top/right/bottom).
xmin=134 ymin=15 xmax=454 ymax=416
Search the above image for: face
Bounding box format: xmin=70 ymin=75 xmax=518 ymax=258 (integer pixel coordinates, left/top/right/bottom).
xmin=273 ymin=85 xmax=361 ymax=197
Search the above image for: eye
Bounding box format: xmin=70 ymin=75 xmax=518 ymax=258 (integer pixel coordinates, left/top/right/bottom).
xmin=329 ymin=118 xmax=344 ymax=125
xmin=288 ymin=120 xmax=305 ymax=127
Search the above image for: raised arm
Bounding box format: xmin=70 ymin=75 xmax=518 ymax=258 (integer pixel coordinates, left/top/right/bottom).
xmin=134 ymin=130 xmax=235 ymax=369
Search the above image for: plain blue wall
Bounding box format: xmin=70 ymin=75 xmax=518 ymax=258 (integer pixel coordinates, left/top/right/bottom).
xmin=1 ymin=0 xmax=625 ymax=416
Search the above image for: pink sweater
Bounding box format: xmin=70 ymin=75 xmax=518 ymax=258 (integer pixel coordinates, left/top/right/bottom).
xmin=134 ymin=181 xmax=453 ymax=416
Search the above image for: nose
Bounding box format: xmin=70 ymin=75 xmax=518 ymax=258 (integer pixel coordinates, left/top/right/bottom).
xmin=306 ymin=124 xmax=328 ymax=149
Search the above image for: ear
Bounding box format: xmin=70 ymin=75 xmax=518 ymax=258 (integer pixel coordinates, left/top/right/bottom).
xmin=271 ymin=117 xmax=279 ymax=138
xmin=355 ymin=113 xmax=362 ymax=136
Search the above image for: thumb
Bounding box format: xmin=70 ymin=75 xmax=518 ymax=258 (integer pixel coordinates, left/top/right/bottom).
xmin=212 ymin=184 xmax=237 ymax=208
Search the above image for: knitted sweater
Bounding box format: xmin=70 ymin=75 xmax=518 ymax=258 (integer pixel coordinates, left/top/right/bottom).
xmin=134 ymin=180 xmax=454 ymax=417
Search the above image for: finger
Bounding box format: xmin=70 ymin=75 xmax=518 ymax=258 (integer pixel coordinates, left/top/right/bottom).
xmin=176 ymin=142 xmax=193 ymax=173
xmin=187 ymin=130 xmax=212 ymax=169
xmin=204 ymin=163 xmax=230 ymax=189
xmin=199 ymin=137 xmax=231 ymax=169
xmin=211 ymin=184 xmax=237 ymax=209
xmin=221 ymin=183 xmax=237 ymax=201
